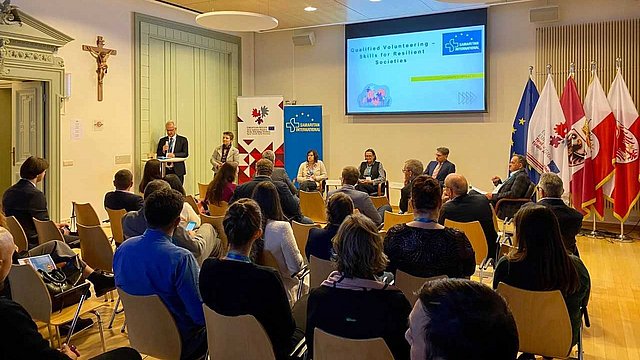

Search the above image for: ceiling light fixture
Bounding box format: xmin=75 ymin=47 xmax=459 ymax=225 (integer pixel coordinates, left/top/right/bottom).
xmin=304 ymin=6 xmax=317 ymax=12
xmin=195 ymin=1 xmax=278 ymax=32
xmin=369 ymin=0 xmax=382 ymax=2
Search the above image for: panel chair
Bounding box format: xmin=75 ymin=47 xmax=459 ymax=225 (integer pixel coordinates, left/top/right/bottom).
xmin=370 ymin=195 xmax=389 ymax=210
xmin=208 ymin=201 xmax=228 ymax=217
xmin=494 ymin=182 xmax=536 ymax=221
xmin=497 ymin=282 xmax=580 ymax=359
xmin=6 ymin=215 xmax=29 ymax=252
xmin=309 ymin=255 xmax=336 ymax=289
xmin=73 ymin=202 xmax=101 ymax=226
xmin=197 ymin=182 xmax=209 ymax=201
xmin=313 ymin=328 xmax=394 ymax=360
xmin=33 ymin=218 xmax=65 ymax=246
xmin=292 ymin=221 xmax=320 ymax=263
xmin=443 ymin=219 xmax=491 ymax=282
xmin=382 ymin=211 xmax=413 ymax=232
xmin=78 ymin=224 xmax=114 ymax=273
xmin=185 ymin=195 xmax=200 ymax=215
xmin=394 ymin=270 xmax=447 ymax=306
xmin=299 ymin=190 xmax=327 ymax=224
xmin=9 ymin=264 xmax=107 ymax=351
xmin=105 ymin=208 xmax=127 ymax=246
xmin=203 ymin=304 xmax=276 ymax=360
xmin=201 ymin=214 xmax=228 ymax=253
xmin=117 ymin=288 xmax=182 ymax=360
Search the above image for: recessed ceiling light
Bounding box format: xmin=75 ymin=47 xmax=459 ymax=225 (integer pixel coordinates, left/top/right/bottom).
xmin=369 ymin=0 xmax=382 ymax=2
xmin=304 ymin=6 xmax=317 ymax=12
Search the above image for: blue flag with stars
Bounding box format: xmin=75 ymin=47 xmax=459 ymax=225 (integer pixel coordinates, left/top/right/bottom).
xmin=510 ymin=77 xmax=539 ymax=182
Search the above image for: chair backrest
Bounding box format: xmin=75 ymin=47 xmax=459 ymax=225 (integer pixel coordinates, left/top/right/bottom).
xmin=382 ymin=211 xmax=413 ymax=231
xmin=497 ymin=283 xmax=572 ymax=358
xmin=313 ymin=328 xmax=394 ymax=360
xmin=197 ymin=182 xmax=209 ymax=201
xmin=292 ymin=221 xmax=320 ymax=259
xmin=117 ymin=288 xmax=182 ymax=360
xmin=443 ymin=219 xmax=488 ymax=266
xmin=74 ymin=202 xmax=101 ymax=226
xmin=33 ymin=218 xmax=65 ymax=245
xmin=203 ymin=304 xmax=276 ymax=360
xmin=5 ymin=216 xmax=29 ymax=252
xmin=370 ymin=196 xmax=389 ymax=209
xmin=185 ymin=195 xmax=200 ymax=215
xmin=8 ymin=264 xmax=52 ymax=323
xmin=201 ymin=214 xmax=228 ymax=252
xmin=309 ymin=255 xmax=336 ymax=289
xmin=78 ymin=224 xmax=114 ymax=272
xmin=299 ymin=191 xmax=327 ymax=223
xmin=256 ymin=249 xmax=280 ymax=271
xmin=105 ymin=208 xmax=127 ymax=245
xmin=395 ymin=269 xmax=447 ymax=306
xmin=524 ymin=182 xmax=536 ymax=199
xmin=208 ymin=201 xmax=229 ymax=217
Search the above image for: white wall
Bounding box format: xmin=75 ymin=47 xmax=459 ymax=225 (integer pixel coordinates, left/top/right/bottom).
xmin=13 ymin=0 xmax=254 ymax=220
xmin=254 ymin=0 xmax=640 ymax=205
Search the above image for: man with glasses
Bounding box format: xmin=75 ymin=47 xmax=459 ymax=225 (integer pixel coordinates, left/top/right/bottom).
xmin=400 ymin=160 xmax=424 ymax=214
xmin=156 ymin=121 xmax=189 ymax=184
xmin=424 ymin=147 xmax=456 ymax=187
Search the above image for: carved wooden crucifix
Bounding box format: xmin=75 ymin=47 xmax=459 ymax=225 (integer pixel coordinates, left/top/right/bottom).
xmin=82 ymin=36 xmax=117 ymax=101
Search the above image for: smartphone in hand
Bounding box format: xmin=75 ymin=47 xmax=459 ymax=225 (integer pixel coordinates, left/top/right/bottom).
xmin=185 ymin=221 xmax=197 ymax=231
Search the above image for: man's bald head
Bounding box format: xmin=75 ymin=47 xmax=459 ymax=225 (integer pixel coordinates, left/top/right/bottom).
xmin=0 ymin=227 xmax=16 ymax=282
xmin=445 ymin=173 xmax=468 ymax=198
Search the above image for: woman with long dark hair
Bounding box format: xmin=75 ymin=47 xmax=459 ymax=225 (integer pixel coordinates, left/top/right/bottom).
xmin=493 ymin=204 xmax=590 ymax=349
xmin=202 ymin=162 xmax=237 ymax=214
xmin=296 ymin=149 xmax=327 ymax=192
xmin=138 ymin=159 xmax=162 ymax=193
xmin=252 ymin=182 xmax=304 ymax=304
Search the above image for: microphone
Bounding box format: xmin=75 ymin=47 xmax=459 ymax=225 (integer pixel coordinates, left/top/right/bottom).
xmin=164 ymin=140 xmax=169 ymax=155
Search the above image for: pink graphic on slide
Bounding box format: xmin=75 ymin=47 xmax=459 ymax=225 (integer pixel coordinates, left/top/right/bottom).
xmin=358 ymin=84 xmax=391 ymax=107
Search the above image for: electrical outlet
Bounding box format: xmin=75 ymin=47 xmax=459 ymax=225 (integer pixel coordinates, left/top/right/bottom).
xmin=62 ymin=160 xmax=74 ymax=167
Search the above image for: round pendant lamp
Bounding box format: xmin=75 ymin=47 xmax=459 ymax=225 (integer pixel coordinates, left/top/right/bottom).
xmin=196 ymin=11 xmax=278 ymax=32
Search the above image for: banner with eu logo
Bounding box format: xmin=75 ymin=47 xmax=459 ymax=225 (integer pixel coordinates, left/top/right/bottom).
xmin=283 ymin=105 xmax=323 ymax=186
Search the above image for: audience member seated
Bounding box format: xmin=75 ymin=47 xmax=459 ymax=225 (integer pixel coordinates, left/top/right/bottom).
xmin=306 ymin=214 xmax=411 ymax=360
xmin=2 ymin=156 xmax=78 ymax=248
xmin=328 ymin=166 xmax=390 ymax=226
xmin=400 ymin=159 xmax=423 ymax=214
xmin=138 ymin=158 xmax=162 ymax=194
xmin=306 ymin=192 xmax=354 ymax=261
xmin=252 ymin=182 xmax=305 ymax=304
xmin=536 ymin=173 xmax=583 ymax=256
xmin=493 ymin=205 xmax=590 ymax=349
xmin=164 ymin=174 xmax=201 ymax=228
xmin=263 ymin=150 xmax=297 ymax=196
xmin=486 ymin=154 xmax=533 ymax=219
xmin=114 ymin=188 xmax=208 ymax=360
xmin=406 ymin=278 xmax=518 ymax=360
xmin=230 ymin=159 xmax=312 ymax=224
xmin=423 ymin=147 xmax=456 ymax=188
xmin=104 ymin=169 xmax=144 ymax=212
xmin=296 ymin=149 xmax=327 ymax=192
xmin=355 ymin=148 xmax=387 ymax=195
xmin=201 ymin=162 xmax=236 ymax=215
xmin=123 ymin=180 xmax=222 ymax=264
xmin=199 ymin=199 xmax=300 ymax=360
xmin=439 ymin=173 xmax=498 ymax=260
xmin=384 ymin=176 xmax=475 ymax=278
xmin=0 ymin=228 xmax=141 ymax=360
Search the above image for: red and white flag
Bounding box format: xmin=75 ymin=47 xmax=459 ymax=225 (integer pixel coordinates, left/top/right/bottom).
xmin=561 ymin=76 xmax=595 ymax=214
xmin=603 ymin=70 xmax=640 ymax=222
xmin=583 ymin=72 xmax=616 ymax=218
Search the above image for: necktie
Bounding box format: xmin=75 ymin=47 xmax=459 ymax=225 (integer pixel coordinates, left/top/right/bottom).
xmin=168 ymin=137 xmax=174 ymax=153
xmin=432 ymin=163 xmax=442 ymax=178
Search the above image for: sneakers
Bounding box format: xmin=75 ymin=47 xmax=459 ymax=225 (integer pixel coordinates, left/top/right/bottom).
xmin=87 ymin=270 xmax=115 ymax=297
xmin=58 ymin=317 xmax=94 ymax=336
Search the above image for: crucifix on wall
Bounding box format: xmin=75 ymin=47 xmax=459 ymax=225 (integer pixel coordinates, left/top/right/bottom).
xmin=82 ymin=36 xmax=117 ymax=101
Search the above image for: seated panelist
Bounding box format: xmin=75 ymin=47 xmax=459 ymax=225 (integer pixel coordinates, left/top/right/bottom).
xmin=355 ymin=148 xmax=387 ymax=195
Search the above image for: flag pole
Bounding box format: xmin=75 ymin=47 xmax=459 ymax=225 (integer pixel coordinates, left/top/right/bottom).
xmin=614 ymin=57 xmax=631 ymax=242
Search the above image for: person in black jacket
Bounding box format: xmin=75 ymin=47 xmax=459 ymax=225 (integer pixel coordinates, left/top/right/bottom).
xmin=487 ymin=154 xmax=533 ymax=219
xmin=399 ymin=159 xmax=423 ymax=214
xmin=2 ymin=156 xmax=77 ymax=248
xmin=199 ymin=199 xmax=299 ymax=360
xmin=156 ymin=121 xmax=188 ymax=184
xmin=306 ymin=192 xmax=353 ymax=261
xmin=104 ymin=169 xmax=144 ymax=212
xmin=306 ymin=214 xmax=411 ymax=360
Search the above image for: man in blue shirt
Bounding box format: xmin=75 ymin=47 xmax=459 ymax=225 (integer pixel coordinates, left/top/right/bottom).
xmin=114 ymin=188 xmax=206 ymax=359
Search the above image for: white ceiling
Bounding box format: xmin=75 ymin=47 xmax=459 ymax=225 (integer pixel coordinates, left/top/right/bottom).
xmin=156 ymin=0 xmax=527 ymax=31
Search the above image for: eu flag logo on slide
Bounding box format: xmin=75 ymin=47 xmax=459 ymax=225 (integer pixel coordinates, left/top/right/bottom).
xmin=442 ymin=30 xmax=482 ymax=56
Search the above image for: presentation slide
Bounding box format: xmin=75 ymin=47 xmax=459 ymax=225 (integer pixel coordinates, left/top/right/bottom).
xmin=346 ymin=25 xmax=485 ymax=114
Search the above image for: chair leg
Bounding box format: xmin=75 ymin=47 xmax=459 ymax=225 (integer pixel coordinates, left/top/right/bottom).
xmin=120 ymin=319 xmax=127 ymax=333
xmin=47 ymin=323 xmax=54 ymax=347
xmin=92 ymin=310 xmax=106 ymax=352
xmin=55 ymin=325 xmax=62 ymax=349
xmin=108 ymin=297 xmax=121 ymax=329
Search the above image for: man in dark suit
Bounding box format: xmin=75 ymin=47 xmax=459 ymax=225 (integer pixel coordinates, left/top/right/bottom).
xmin=536 ymin=172 xmax=583 ymax=256
xmin=424 ymin=147 xmax=456 ymax=187
xmin=328 ymin=166 xmax=390 ymax=226
xmin=400 ymin=159 xmax=424 ymax=213
xmin=230 ymin=159 xmax=312 ymax=223
xmin=262 ymin=149 xmax=297 ymax=196
xmin=156 ymin=121 xmax=188 ymax=184
xmin=104 ymin=169 xmax=143 ymax=212
xmin=487 ymin=154 xmax=533 ymax=219
xmin=2 ymin=156 xmax=77 ymax=248
xmin=439 ymin=173 xmax=498 ymax=260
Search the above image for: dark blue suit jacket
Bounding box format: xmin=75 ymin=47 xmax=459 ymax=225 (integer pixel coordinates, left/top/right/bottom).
xmin=424 ymin=160 xmax=456 ymax=186
xmin=156 ymin=134 xmax=189 ymax=176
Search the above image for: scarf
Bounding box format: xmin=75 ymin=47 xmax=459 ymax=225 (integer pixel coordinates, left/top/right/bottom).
xmin=321 ymin=271 xmax=399 ymax=291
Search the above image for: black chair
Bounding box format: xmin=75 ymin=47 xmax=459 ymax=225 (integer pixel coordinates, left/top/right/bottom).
xmin=495 ymin=182 xmax=536 ymax=220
